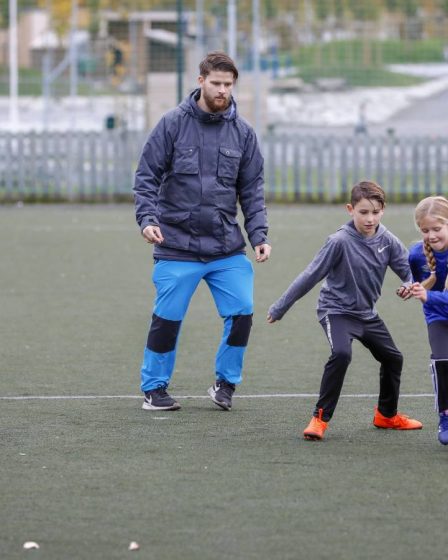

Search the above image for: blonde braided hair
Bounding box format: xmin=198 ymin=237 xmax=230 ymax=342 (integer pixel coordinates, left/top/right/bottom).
xmin=421 ymin=240 xmax=437 ymax=289
xmin=415 ymin=196 xmax=448 ymax=291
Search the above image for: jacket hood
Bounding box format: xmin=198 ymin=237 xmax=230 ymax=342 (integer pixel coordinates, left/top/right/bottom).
xmin=340 ymin=220 xmax=387 ymax=242
xmin=179 ymin=88 xmax=237 ymax=123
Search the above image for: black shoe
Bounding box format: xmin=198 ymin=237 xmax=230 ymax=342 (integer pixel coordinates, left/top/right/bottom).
xmin=142 ymin=386 xmax=181 ymax=411
xmin=208 ymin=380 xmax=235 ymax=411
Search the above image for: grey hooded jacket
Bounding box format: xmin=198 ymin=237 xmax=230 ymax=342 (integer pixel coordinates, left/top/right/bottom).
xmin=134 ymin=89 xmax=268 ymax=261
xmin=269 ymin=221 xmax=412 ymax=322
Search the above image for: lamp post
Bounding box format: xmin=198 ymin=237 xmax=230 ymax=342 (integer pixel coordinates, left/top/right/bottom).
xmin=9 ymin=0 xmax=19 ymax=129
xmin=69 ymin=0 xmax=78 ymax=100
xmin=195 ymin=0 xmax=204 ymax=64
xmin=176 ymin=0 xmax=184 ymax=104
xmin=252 ymin=0 xmax=261 ymax=139
xmin=228 ymin=0 xmax=236 ymax=61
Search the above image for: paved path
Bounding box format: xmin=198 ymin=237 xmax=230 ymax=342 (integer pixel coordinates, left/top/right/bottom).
xmin=276 ymin=86 xmax=448 ymax=136
xmin=378 ymin=86 xmax=448 ymax=136
xmin=271 ymin=64 xmax=448 ymax=135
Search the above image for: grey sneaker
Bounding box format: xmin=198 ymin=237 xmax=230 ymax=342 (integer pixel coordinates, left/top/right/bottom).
xmin=142 ymin=386 xmax=181 ymax=411
xmin=208 ymin=380 xmax=235 ymax=411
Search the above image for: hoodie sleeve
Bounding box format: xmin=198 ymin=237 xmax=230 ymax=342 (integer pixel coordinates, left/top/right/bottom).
xmin=237 ymin=127 xmax=268 ymax=248
xmin=133 ymin=115 xmax=175 ymax=231
xmin=388 ymin=233 xmax=412 ymax=285
xmin=268 ymin=236 xmax=341 ymax=321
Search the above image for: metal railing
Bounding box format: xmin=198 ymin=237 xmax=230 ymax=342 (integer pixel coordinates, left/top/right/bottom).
xmin=0 ymin=129 xmax=147 ymax=202
xmin=1 ymin=130 xmax=447 ymax=202
xmin=264 ymin=132 xmax=448 ymax=202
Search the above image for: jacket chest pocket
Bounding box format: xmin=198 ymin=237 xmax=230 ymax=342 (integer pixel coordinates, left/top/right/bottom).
xmin=173 ymin=146 xmax=199 ymax=174
xmin=218 ymin=146 xmax=241 ymax=180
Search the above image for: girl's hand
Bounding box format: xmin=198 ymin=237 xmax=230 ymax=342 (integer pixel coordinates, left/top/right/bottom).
xmin=396 ymin=285 xmax=413 ymax=300
xmin=267 ymin=314 xmax=276 ymax=323
xmin=411 ymin=282 xmax=428 ymax=303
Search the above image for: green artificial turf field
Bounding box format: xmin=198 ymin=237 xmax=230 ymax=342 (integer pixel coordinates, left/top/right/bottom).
xmin=0 ymin=204 xmax=444 ymax=560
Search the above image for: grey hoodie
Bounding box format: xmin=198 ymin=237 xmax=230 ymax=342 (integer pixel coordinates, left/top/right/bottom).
xmin=269 ymin=221 xmax=411 ymax=322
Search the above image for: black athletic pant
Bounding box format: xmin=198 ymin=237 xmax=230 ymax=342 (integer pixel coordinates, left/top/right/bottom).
xmin=428 ymin=321 xmax=448 ymax=359
xmin=428 ymin=321 xmax=448 ymax=412
xmin=314 ymin=314 xmax=403 ymax=421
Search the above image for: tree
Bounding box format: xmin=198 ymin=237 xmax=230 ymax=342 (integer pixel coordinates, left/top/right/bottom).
xmin=0 ymin=0 xmax=35 ymax=29
xmin=347 ymin=0 xmax=382 ymax=21
xmin=36 ymin=0 xmax=88 ymax=38
xmin=441 ymin=0 xmax=448 ymax=16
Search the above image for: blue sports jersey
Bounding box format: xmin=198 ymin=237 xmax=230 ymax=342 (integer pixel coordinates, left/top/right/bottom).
xmin=409 ymin=242 xmax=448 ymax=324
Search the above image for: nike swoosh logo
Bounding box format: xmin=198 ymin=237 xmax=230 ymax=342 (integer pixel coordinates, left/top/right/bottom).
xmin=378 ymin=245 xmax=390 ymax=253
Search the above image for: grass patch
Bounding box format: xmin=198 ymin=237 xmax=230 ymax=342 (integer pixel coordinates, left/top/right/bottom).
xmin=0 ymin=204 xmax=443 ymax=560
xmin=283 ymin=37 xmax=445 ymax=87
xmin=0 ymin=66 xmax=115 ymax=96
xmin=292 ymin=38 xmax=445 ymax=68
xmin=298 ymin=66 xmax=423 ymax=87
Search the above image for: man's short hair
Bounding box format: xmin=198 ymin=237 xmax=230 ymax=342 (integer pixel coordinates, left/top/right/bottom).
xmin=199 ymin=51 xmax=238 ymax=81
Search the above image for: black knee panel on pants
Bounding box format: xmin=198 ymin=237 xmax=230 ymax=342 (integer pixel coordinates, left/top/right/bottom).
xmin=227 ymin=314 xmax=253 ymax=347
xmin=147 ymin=313 xmax=181 ymax=353
xmin=433 ymin=360 xmax=448 ymax=411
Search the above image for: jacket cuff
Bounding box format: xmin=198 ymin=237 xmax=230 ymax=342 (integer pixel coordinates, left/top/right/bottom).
xmin=140 ymin=215 xmax=159 ymax=232
xmin=249 ymin=234 xmax=269 ymax=249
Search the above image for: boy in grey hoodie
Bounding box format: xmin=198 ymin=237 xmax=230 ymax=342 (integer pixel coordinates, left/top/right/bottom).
xmin=268 ymin=181 xmax=423 ymax=440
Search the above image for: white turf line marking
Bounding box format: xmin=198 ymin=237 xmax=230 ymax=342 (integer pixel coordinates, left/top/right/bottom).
xmin=0 ymin=393 xmax=434 ymax=401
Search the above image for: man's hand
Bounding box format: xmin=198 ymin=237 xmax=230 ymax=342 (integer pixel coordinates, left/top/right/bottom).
xmin=255 ymin=243 xmax=271 ymax=263
xmin=142 ymin=225 xmax=164 ymax=245
xmin=267 ymin=313 xmax=276 ymax=323
xmin=411 ymin=282 xmax=428 ymax=303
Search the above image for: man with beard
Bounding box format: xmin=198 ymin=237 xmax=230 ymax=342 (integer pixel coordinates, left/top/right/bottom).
xmin=134 ymin=51 xmax=270 ymax=412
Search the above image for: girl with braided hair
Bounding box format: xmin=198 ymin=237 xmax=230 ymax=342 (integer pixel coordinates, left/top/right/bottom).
xmin=409 ymin=196 xmax=448 ymax=445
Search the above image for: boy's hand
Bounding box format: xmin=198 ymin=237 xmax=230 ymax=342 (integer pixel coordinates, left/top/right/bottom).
xmin=396 ymin=285 xmax=413 ymax=300
xmin=411 ymin=282 xmax=428 ymax=303
xmin=267 ymin=314 xmax=276 ymax=323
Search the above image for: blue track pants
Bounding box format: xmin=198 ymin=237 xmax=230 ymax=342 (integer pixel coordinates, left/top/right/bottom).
xmin=141 ymin=254 xmax=254 ymax=392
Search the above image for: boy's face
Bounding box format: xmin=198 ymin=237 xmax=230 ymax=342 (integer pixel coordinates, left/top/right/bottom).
xmin=346 ymin=197 xmax=384 ymax=237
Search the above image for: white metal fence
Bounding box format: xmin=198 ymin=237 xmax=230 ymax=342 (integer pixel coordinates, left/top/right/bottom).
xmin=264 ymin=132 xmax=448 ymax=202
xmin=1 ymin=131 xmax=447 ymax=202
xmin=0 ymin=130 xmax=147 ymax=201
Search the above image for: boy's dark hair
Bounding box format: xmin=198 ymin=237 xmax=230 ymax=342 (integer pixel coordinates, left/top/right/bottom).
xmin=351 ymin=180 xmax=386 ymax=208
xmin=199 ymin=51 xmax=238 ymax=81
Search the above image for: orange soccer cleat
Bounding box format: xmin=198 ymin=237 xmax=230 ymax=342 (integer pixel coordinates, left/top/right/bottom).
xmin=373 ymin=407 xmax=423 ymax=430
xmin=303 ymin=408 xmax=328 ymax=440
